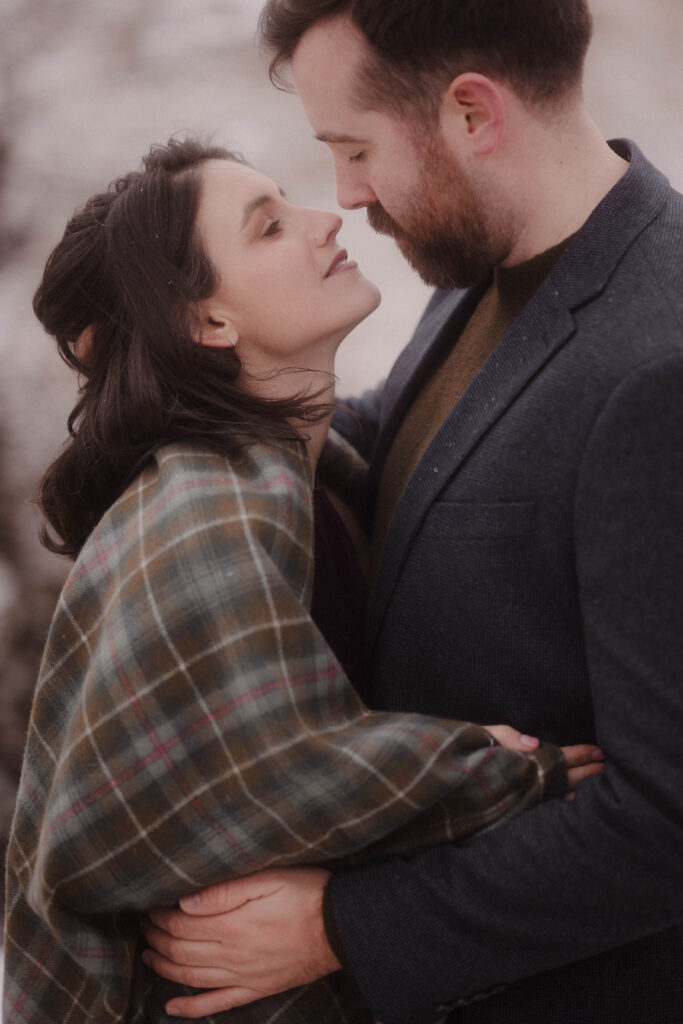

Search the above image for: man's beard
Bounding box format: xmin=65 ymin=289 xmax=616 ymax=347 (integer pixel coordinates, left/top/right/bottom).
xmin=366 ymin=136 xmax=511 ymax=289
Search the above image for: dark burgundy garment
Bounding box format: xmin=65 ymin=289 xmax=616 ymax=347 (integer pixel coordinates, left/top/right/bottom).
xmin=310 ymin=484 xmax=368 ymax=701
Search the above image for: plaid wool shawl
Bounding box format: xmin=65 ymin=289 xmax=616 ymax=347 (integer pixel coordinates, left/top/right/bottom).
xmin=4 ymin=432 xmax=565 ymax=1024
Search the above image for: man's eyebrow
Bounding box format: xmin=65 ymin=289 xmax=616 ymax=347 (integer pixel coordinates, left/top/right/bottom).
xmin=314 ymin=131 xmax=366 ymax=145
xmin=241 ymin=188 xmax=286 ymax=229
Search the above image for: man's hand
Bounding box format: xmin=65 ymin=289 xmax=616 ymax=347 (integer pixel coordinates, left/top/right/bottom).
xmin=141 ymin=866 xmax=339 ymax=1019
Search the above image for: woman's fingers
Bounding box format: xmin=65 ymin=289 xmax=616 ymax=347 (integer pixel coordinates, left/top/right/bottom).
xmin=485 ymin=729 xmax=605 ymax=798
xmin=562 ymin=743 xmax=605 ymax=794
xmin=562 ymin=743 xmax=605 ymax=768
xmin=484 ymin=724 xmax=540 ymax=751
xmin=567 ymin=760 xmax=605 ymax=792
xmin=562 ymin=743 xmax=604 ymax=769
xmin=486 ymin=730 xmax=605 ymax=794
xmin=485 ymin=731 xmax=605 ymax=795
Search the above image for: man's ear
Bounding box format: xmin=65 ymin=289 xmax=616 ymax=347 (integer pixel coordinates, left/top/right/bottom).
xmin=440 ymin=73 xmax=506 ymax=158
xmin=189 ymin=304 xmax=239 ymax=349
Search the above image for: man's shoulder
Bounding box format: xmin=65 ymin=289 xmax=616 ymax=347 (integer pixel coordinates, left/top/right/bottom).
xmin=630 ymin=187 xmax=683 ymax=315
xmin=559 ymin=148 xmax=683 ymax=350
xmin=593 ymin=192 xmax=683 ymax=345
xmin=603 ymin=143 xmax=683 ymax=313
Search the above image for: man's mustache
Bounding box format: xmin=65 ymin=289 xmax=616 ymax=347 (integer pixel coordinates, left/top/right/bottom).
xmin=366 ymin=201 xmax=405 ymax=239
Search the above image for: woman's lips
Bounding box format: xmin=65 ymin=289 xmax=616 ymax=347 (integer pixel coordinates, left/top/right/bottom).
xmin=325 ymin=249 xmax=358 ymax=277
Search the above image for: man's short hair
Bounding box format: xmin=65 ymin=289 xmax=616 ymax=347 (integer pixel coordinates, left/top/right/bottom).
xmin=259 ymin=0 xmax=593 ymax=115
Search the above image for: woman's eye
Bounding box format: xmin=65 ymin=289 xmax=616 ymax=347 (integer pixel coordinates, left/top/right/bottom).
xmin=263 ymin=218 xmax=281 ymax=237
xmin=348 ymin=152 xmax=365 ymax=164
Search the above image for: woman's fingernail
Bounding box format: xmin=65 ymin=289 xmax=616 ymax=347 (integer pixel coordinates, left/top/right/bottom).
xmin=520 ymin=734 xmax=539 ymax=749
xmin=141 ymin=951 xmax=152 ymax=966
xmin=166 ymin=1007 xmax=181 ymax=1018
xmin=593 ymin=748 xmax=605 ymax=760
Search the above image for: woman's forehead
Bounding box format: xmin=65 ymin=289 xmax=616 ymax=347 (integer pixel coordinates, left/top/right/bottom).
xmin=197 ymin=160 xmax=282 ymax=236
xmin=200 ymin=159 xmax=279 ymax=201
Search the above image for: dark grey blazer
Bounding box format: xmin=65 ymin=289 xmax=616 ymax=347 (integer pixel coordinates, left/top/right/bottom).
xmin=331 ymin=141 xmax=683 ymax=1024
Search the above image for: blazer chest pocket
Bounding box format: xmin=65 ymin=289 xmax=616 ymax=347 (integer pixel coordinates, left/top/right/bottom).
xmin=421 ymin=500 xmax=536 ymax=540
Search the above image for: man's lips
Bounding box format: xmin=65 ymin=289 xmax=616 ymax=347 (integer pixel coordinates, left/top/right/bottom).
xmin=324 ymin=249 xmax=357 ymax=277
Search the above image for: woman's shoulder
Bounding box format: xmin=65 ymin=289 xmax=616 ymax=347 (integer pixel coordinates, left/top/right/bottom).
xmin=70 ymin=439 xmax=314 ymax=587
xmin=151 ymin=438 xmax=311 ymax=507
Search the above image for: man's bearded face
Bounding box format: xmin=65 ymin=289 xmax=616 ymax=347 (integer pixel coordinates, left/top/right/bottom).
xmin=366 ymin=130 xmax=511 ymax=289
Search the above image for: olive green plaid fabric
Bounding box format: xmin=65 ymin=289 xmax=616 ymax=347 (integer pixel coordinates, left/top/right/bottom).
xmin=4 ymin=432 xmax=565 ymax=1024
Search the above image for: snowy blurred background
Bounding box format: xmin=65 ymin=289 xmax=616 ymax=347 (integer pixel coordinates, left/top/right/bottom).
xmin=0 ymin=0 xmax=681 ymax=884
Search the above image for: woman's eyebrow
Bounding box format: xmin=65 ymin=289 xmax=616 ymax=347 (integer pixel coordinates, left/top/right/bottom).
xmin=241 ymin=188 xmax=287 ymax=230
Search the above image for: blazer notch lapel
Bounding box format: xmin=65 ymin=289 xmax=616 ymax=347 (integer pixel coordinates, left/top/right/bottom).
xmin=368 ymin=296 xmax=576 ymax=654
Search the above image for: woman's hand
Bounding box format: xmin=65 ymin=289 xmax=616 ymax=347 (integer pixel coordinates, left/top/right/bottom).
xmin=141 ymin=867 xmax=338 ymax=1019
xmin=561 ymin=742 xmax=604 ymax=795
xmin=484 ymin=724 xmax=604 ymax=795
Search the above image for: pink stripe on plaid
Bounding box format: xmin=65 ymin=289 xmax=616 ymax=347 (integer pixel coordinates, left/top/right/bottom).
xmin=68 ymin=446 xmax=309 ymax=589
xmin=265 ymin=445 xmax=311 ymax=505
xmin=68 ymin=475 xmax=233 ymax=587
xmin=6 ymin=934 xmax=57 ymax=1024
xmin=46 ymin=660 xmax=343 ymax=840
xmin=103 ymin=611 xmax=255 ymax=862
xmin=22 ymin=781 xmax=44 ymax=816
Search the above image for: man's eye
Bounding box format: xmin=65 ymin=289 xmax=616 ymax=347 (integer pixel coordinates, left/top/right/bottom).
xmin=348 ymin=152 xmax=365 ymax=164
xmin=263 ymin=218 xmax=281 ymax=237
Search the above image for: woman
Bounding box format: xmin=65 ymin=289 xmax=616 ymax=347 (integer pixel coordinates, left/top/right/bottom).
xmin=3 ymin=139 xmax=599 ymax=1024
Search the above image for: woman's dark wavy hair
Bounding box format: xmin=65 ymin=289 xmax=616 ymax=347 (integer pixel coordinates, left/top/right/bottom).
xmin=35 ymin=137 xmax=331 ymax=559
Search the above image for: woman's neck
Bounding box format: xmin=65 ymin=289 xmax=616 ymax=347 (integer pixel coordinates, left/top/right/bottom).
xmin=289 ymin=365 xmax=337 ymax=473
xmin=244 ymin=356 xmax=338 ymax=474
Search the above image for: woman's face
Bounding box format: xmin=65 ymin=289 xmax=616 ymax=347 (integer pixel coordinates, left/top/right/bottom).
xmin=194 ymin=159 xmax=381 ymax=378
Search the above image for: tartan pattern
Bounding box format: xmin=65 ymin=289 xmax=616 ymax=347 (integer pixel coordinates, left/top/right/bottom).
xmin=3 ymin=432 xmax=565 ymax=1024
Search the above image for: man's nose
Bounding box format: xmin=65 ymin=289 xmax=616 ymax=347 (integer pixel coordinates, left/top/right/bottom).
xmin=334 ymin=165 xmax=378 ymax=210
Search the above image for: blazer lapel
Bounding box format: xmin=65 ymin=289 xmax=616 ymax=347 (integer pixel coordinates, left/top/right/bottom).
xmin=368 ymin=287 xmax=576 ymax=650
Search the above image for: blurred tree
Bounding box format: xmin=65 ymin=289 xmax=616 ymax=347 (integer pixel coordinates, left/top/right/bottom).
xmin=0 ymin=426 xmax=63 ymax=908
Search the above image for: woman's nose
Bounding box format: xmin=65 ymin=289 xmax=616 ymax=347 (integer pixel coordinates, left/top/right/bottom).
xmin=310 ymin=209 xmax=343 ymax=246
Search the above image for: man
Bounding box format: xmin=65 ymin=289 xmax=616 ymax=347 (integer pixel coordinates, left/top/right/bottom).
xmin=143 ymin=2 xmax=683 ymax=1021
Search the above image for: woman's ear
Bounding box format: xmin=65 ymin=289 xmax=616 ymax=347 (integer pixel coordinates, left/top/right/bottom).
xmin=440 ymin=72 xmax=506 ymax=158
xmin=189 ymin=304 xmax=239 ymax=349
xmin=73 ymin=324 xmax=94 ymax=364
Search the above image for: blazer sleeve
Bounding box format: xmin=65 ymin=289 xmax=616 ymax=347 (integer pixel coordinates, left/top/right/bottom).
xmin=325 ymin=352 xmax=683 ymax=1023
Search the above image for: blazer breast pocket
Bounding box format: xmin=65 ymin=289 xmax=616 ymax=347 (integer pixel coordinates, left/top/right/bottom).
xmin=420 ymin=500 xmax=537 ymax=540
